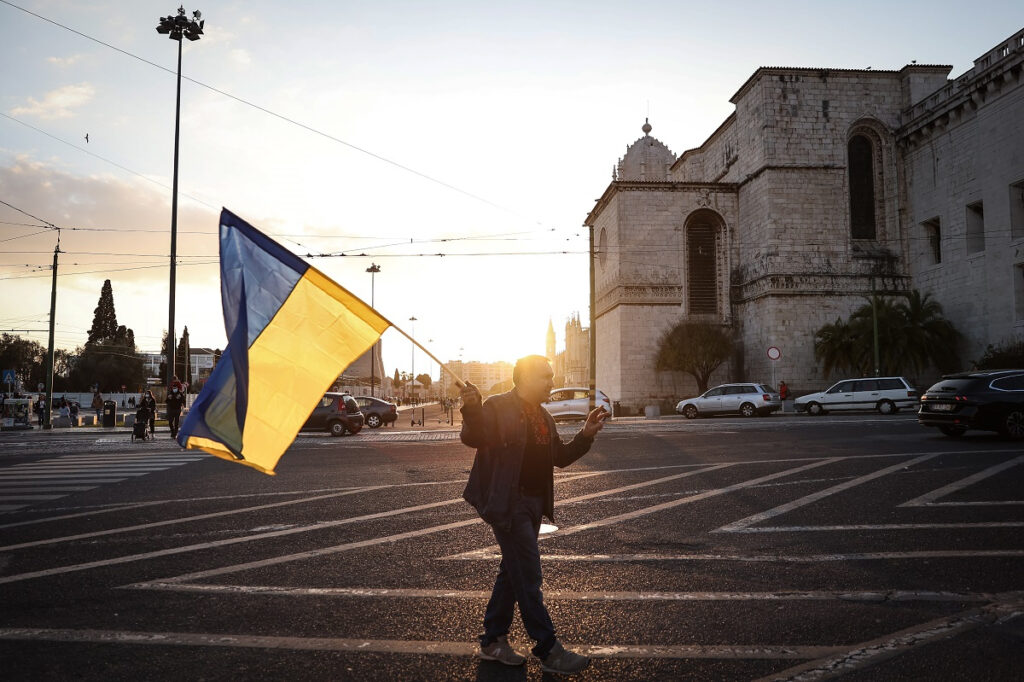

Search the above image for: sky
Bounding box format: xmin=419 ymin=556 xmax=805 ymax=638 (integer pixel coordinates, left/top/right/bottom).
xmin=2 ymin=0 xmax=1021 ymax=380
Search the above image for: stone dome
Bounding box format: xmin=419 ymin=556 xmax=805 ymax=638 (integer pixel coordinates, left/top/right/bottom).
xmin=615 ymin=120 xmax=676 ymax=181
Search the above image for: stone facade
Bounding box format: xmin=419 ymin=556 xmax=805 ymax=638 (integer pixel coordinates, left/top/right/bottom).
xmin=585 ymin=29 xmax=1024 ymax=413
xmin=552 ymin=313 xmax=590 ymax=386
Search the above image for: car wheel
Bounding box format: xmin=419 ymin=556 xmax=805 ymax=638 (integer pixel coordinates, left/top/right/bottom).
xmin=877 ymin=399 xmax=895 ymax=415
xmin=329 ymin=421 xmax=346 ymax=437
xmin=939 ymin=425 xmax=966 ymax=438
xmin=683 ymin=405 xmax=698 ymax=419
xmin=739 ymin=402 xmax=756 ymax=418
xmin=807 ymin=402 xmax=824 ymax=416
xmin=366 ymin=414 xmax=382 ymax=429
xmin=1000 ymin=410 xmax=1024 ymax=440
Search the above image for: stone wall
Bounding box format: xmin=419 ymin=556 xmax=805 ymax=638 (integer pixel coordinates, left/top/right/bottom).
xmin=587 ymin=28 xmax=1024 ymax=409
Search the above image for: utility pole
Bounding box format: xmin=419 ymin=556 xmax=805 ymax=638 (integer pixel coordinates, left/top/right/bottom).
xmin=871 ymin=274 xmax=880 ymax=377
xmin=43 ymin=236 xmax=60 ymax=429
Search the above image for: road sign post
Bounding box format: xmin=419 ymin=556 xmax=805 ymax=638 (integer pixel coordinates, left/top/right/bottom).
xmin=767 ymin=346 xmax=782 ymax=391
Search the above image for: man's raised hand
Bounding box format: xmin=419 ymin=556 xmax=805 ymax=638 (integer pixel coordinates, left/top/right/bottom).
xmin=581 ymin=406 xmax=609 ymax=438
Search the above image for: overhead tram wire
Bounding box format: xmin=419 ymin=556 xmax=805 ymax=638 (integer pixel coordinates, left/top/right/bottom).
xmin=0 ymin=1 xmax=556 ymax=231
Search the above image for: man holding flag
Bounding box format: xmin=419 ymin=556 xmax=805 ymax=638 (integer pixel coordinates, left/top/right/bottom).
xmin=461 ymin=355 xmax=608 ymax=674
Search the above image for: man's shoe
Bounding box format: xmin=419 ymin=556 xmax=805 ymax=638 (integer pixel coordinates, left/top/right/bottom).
xmin=540 ymin=642 xmax=590 ymax=674
xmin=479 ymin=635 xmax=525 ymax=666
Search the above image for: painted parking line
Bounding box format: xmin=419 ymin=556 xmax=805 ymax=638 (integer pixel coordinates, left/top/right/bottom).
xmin=713 ymin=453 xmax=943 ymax=534
xmin=124 ymin=583 xmax=999 ymax=604
xmin=446 ymin=550 xmax=1024 ymax=562
xmin=444 ymin=458 xmax=839 ymax=560
xmin=757 ymin=598 xmax=1024 ymax=681
xmin=900 ymin=454 xmax=1024 ymax=507
xmin=0 ymin=627 xmax=846 ymax=660
xmin=0 ymin=486 xmax=382 ymax=552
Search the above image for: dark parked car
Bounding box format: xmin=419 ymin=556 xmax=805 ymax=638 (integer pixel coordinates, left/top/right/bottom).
xmin=918 ymin=369 xmax=1024 ymax=439
xmin=301 ymin=393 xmax=363 ymax=436
xmin=354 ymin=396 xmax=397 ymax=428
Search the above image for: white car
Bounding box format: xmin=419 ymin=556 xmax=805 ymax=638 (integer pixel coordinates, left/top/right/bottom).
xmin=675 ymin=383 xmax=781 ymax=419
xmin=795 ymin=376 xmax=918 ymax=415
xmin=544 ymin=387 xmax=612 ymax=421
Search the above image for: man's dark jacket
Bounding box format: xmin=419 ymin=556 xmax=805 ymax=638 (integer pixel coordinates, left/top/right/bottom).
xmin=461 ymin=390 xmax=593 ymax=527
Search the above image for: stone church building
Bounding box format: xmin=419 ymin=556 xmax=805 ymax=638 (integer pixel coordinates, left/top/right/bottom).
xmin=585 ymin=28 xmax=1024 ymax=413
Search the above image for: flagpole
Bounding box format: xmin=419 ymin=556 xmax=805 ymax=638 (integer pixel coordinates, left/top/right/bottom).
xmin=388 ymin=325 xmax=465 ymax=389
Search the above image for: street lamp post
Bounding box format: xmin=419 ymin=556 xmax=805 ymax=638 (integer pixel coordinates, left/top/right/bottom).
xmin=366 ymin=263 xmax=380 ymax=396
xmin=409 ymin=316 xmax=417 ymax=401
xmin=156 ymin=6 xmax=204 ymax=389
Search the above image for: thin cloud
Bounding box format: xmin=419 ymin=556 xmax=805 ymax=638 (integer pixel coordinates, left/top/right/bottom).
xmin=10 ymin=83 xmax=96 ymax=120
xmin=47 ymin=54 xmax=84 ymax=68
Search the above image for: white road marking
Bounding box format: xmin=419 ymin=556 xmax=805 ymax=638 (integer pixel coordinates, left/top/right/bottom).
xmin=446 ymin=550 xmax=1024 ymax=562
xmin=0 ymin=467 xmax=691 ymax=583
xmin=0 ymin=477 xmax=127 ymax=483
xmin=757 ymin=599 xmax=1023 ymax=681
xmin=0 ymin=494 xmax=66 ymax=501
xmin=124 ymin=583 xmax=997 ymax=603
xmin=713 ymin=453 xmax=943 ymax=534
xmin=0 ymin=627 xmax=845 ymax=660
xmin=725 ymin=522 xmax=1024 ymax=532
xmin=900 ymin=454 xmax=1024 ymax=507
xmin=0 ymin=487 xmax=96 ymax=494
xmin=0 ymin=486 xmax=382 ymax=552
xmin=445 ymin=458 xmax=839 ymax=560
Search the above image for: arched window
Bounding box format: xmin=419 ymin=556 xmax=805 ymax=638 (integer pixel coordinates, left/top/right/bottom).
xmin=687 ymin=220 xmax=717 ymax=314
xmin=848 ymin=134 xmax=876 ymax=239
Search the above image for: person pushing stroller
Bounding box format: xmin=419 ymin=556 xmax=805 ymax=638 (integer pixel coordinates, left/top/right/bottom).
xmin=132 ymin=402 xmax=152 ymax=441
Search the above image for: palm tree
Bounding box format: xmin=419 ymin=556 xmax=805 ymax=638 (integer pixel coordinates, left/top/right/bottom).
xmin=895 ymin=290 xmax=960 ymax=374
xmin=814 ymin=289 xmax=961 ymax=379
xmin=814 ymin=317 xmax=862 ymax=378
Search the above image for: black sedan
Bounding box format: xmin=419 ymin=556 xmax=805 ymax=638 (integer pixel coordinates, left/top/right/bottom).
xmin=353 ymin=396 xmax=398 ymax=429
xmin=918 ymin=369 xmax=1024 ymax=439
xmin=301 ymin=393 xmax=364 ymax=436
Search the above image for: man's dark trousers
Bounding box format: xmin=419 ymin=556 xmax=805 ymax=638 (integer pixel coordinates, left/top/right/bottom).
xmin=481 ymin=493 xmax=556 ymax=658
xmin=168 ymin=411 xmax=181 ymax=437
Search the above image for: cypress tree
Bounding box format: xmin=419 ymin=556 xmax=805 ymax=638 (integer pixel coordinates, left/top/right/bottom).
xmin=87 ymin=280 xmax=119 ymax=345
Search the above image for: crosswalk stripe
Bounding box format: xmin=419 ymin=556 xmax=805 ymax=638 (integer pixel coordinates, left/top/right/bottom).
xmin=0 ymin=450 xmax=203 ymax=513
xmin=0 ymin=477 xmax=126 ymax=483
xmin=0 ymin=494 xmax=67 ymax=501
xmin=0 ymin=487 xmax=96 ymax=493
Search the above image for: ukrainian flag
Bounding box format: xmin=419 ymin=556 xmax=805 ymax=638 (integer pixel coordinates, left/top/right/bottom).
xmin=177 ymin=208 xmax=391 ymax=474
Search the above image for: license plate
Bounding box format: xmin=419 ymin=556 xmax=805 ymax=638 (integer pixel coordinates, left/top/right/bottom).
xmin=929 ymin=403 xmax=955 ymax=412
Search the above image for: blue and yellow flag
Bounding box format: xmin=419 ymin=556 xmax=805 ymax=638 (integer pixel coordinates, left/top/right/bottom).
xmin=177 ymin=208 xmax=391 ymax=474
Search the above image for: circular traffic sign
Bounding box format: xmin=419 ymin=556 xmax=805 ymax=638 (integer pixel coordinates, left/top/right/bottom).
xmin=767 ymin=346 xmax=781 ymax=361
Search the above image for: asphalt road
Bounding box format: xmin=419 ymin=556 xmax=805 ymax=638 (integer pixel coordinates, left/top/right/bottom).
xmin=1 ymin=413 xmax=1022 ymax=680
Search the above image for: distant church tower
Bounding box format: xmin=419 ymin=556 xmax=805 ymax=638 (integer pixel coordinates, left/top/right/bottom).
xmin=546 ymin=318 xmax=556 ymax=364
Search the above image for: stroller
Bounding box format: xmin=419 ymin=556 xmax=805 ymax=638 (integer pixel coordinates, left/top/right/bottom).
xmin=132 ymin=405 xmax=152 ymax=442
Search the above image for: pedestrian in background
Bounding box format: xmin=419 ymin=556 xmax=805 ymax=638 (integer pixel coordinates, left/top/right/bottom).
xmin=166 ymin=384 xmax=185 ymax=438
xmin=91 ymin=391 xmax=103 ymax=422
xmin=141 ymin=390 xmax=157 ymax=436
xmin=34 ymin=394 xmax=45 ymax=426
xmin=460 ymin=354 xmax=608 ymax=674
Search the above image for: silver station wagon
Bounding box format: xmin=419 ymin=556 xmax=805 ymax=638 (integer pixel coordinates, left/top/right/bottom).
xmin=675 ymin=383 xmax=781 ymax=419
xmin=795 ymin=376 xmax=918 ymax=415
